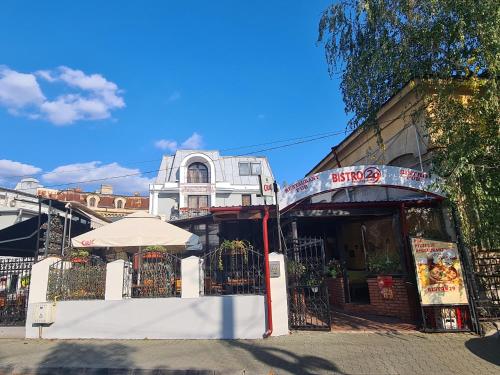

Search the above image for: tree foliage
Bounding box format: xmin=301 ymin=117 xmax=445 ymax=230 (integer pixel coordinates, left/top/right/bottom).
xmin=318 ymin=0 xmax=499 ymax=250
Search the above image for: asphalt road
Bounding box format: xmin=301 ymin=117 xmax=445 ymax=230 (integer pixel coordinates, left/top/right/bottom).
xmin=0 ymin=331 xmax=498 ymax=374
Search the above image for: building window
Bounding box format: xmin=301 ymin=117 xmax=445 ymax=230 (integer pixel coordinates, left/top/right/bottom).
xmin=89 ymin=197 xmax=96 ymax=207
xmin=187 ymin=162 xmax=209 ymax=183
xmin=239 ymin=162 xmax=261 ymax=176
xmin=116 ymin=200 xmax=123 ymax=209
xmin=251 ymin=162 xmax=262 ymax=175
xmin=188 ymin=195 xmax=209 ymax=209
xmin=242 ymin=194 xmax=252 ymax=206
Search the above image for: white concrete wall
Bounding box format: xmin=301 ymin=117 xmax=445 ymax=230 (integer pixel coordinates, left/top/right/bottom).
xmin=25 ymin=253 xmax=289 ymax=340
xmin=181 ymin=256 xmax=200 ymax=298
xmin=26 ymin=296 xmax=266 ymax=339
xmin=27 ymin=257 xmax=61 ymax=304
xmin=269 ymin=252 xmax=289 ymax=336
xmin=105 ymin=260 xmax=125 ymax=300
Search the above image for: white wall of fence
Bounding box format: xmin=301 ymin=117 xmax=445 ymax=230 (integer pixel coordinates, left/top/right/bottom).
xmin=25 ymin=252 xmax=288 ymax=340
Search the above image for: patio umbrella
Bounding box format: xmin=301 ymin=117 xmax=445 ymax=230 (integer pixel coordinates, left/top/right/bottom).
xmin=71 ymin=211 xmax=201 ymax=251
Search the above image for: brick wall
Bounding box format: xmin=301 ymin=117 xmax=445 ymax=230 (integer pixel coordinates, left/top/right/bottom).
xmin=326 ymin=277 xmax=346 ymax=307
xmin=326 ymin=276 xmax=418 ymax=322
xmin=366 ymin=277 xmax=415 ymax=322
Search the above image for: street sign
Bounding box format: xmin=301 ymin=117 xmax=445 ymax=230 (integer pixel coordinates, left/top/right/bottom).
xmin=259 ymin=175 xmax=274 ymax=197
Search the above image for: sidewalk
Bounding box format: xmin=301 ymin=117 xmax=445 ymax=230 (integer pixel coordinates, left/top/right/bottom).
xmin=0 ymin=331 xmax=498 ymax=374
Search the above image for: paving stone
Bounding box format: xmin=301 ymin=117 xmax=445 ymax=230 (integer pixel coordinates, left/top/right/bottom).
xmin=0 ymin=332 xmax=498 ymax=375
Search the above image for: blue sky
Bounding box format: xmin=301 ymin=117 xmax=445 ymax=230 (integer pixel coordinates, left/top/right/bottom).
xmin=0 ymin=1 xmax=350 ymax=194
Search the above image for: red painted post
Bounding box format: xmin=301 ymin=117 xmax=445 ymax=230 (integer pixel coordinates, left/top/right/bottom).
xmin=262 ymin=206 xmax=273 ymax=338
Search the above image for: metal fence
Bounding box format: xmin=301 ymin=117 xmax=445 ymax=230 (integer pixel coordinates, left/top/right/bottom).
xmin=286 ymin=237 xmax=331 ymax=331
xmin=471 ymin=251 xmax=500 ymax=322
xmin=131 ymin=250 xmax=181 ymax=298
xmin=201 ymin=242 xmax=264 ymax=296
xmin=47 ymin=256 xmax=106 ymax=301
xmin=0 ymin=257 xmax=34 ymax=326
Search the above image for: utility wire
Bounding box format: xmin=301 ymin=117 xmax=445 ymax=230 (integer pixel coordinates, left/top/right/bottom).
xmin=3 ymin=130 xmax=348 ymax=180
xmin=15 ymin=131 xmax=345 ymax=191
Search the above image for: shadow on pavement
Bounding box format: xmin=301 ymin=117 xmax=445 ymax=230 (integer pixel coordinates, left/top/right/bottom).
xmin=225 ymin=339 xmax=342 ymax=375
xmin=464 ymin=334 xmax=500 ymax=366
xmin=1 ymin=341 xmax=136 ymax=374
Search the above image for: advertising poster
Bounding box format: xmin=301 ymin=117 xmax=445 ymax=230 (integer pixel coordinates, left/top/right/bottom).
xmin=411 ymin=237 xmax=468 ymax=306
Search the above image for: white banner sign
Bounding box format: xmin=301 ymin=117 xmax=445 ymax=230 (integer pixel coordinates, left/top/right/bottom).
xmin=278 ymin=165 xmax=443 ymax=210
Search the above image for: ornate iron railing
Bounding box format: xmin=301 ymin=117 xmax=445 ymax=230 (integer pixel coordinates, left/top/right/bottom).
xmin=170 ymin=207 xmax=211 ymax=221
xmin=0 ymin=257 xmax=34 ymax=326
xmin=131 ymin=251 xmax=181 ymax=298
xmin=47 ymin=256 xmax=106 ymax=301
xmin=201 ymin=242 xmax=264 ymax=296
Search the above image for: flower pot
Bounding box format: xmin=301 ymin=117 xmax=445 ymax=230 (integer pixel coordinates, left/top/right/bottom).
xmin=71 ymin=257 xmax=88 ymax=265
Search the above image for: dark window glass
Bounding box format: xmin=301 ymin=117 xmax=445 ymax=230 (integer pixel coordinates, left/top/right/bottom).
xmin=89 ymin=197 xmax=96 ymax=207
xmin=116 ymin=200 xmax=123 ymax=209
xmin=187 ymin=162 xmax=209 ymax=183
xmin=238 ymin=162 xmax=250 ymax=176
xmin=188 ymin=195 xmax=209 ymax=209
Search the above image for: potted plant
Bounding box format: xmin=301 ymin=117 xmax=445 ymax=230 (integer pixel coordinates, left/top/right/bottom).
xmin=69 ymin=249 xmax=90 ymax=264
xmin=286 ymin=259 xmax=306 ymax=281
xmin=367 ymin=252 xmax=401 ymax=275
xmin=325 ymin=259 xmax=343 ymax=279
xmin=306 ymin=276 xmax=321 ymax=293
xmin=143 ymin=245 xmax=167 ymax=259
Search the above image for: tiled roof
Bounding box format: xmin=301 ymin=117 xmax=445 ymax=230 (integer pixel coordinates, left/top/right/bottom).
xmin=37 ymin=189 xmax=149 ymax=211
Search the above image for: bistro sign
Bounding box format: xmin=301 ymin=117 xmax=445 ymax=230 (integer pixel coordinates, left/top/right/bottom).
xmin=278 ymin=165 xmax=443 ymax=210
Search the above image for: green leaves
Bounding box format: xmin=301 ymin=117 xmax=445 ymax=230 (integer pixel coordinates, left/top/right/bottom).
xmin=319 ymin=1 xmax=499 ymax=250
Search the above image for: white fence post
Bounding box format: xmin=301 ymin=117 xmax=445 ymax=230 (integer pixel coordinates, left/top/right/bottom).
xmin=181 ymin=255 xmax=200 ymax=298
xmin=105 ymin=260 xmax=126 ymax=300
xmin=269 ymin=252 xmax=289 ymax=336
xmin=28 ymin=257 xmax=61 ymax=304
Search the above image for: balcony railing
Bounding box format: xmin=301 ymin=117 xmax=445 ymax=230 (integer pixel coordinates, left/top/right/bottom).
xmin=170 ymin=207 xmax=210 ymax=221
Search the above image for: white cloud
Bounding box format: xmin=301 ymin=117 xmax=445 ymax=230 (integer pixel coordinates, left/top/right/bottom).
xmin=167 ymin=91 xmax=181 ymax=102
xmin=0 ymin=65 xmax=125 ymax=125
xmin=181 ymin=132 xmax=203 ymax=149
xmin=35 ymin=70 xmax=56 ymax=82
xmin=0 ymin=159 xmax=42 ymax=184
xmin=42 ymin=161 xmax=153 ymax=194
xmin=155 ymin=139 xmax=178 ymax=152
xmin=0 ymin=67 xmax=45 ymax=110
xmin=154 ymin=132 xmax=204 ymax=152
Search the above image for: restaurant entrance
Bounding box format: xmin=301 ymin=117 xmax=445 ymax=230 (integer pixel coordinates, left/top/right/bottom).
xmin=283 ymin=200 xmax=459 ymax=330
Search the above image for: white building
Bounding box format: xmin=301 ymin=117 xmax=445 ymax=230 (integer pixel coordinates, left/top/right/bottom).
xmin=149 ymin=150 xmax=275 ymax=221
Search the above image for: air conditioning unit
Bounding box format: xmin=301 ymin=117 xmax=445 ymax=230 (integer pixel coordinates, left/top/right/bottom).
xmin=32 ymin=302 xmax=56 ymax=324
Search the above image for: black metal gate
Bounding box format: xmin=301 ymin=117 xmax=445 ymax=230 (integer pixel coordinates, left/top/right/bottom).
xmin=286 ymin=237 xmax=331 ymax=330
xmin=0 ymin=256 xmax=34 ymax=326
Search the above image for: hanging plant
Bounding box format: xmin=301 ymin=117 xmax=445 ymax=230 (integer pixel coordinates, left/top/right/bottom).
xmin=217 ymin=240 xmax=251 ymax=271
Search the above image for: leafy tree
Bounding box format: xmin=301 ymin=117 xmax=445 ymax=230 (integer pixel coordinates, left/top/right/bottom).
xmin=318 ymin=0 xmax=499 ymax=251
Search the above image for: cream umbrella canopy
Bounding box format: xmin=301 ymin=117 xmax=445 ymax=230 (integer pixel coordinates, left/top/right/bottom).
xmin=71 ymin=211 xmax=202 ymax=251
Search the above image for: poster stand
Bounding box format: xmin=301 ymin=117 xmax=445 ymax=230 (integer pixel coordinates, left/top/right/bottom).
xmin=410 ymin=237 xmax=472 ymax=332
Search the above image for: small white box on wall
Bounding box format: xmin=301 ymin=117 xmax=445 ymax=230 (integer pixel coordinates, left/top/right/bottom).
xmin=32 ymin=302 xmax=56 ymax=324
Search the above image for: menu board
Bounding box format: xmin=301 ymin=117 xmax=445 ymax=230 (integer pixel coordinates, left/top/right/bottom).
xmin=411 ymin=237 xmax=468 ymax=306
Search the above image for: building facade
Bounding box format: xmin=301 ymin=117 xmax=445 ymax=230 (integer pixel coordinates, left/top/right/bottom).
xmin=277 ymin=81 xmax=478 ymax=332
xmin=37 ymin=184 xmax=149 ymax=220
xmin=149 ymin=150 xmax=274 ymax=221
